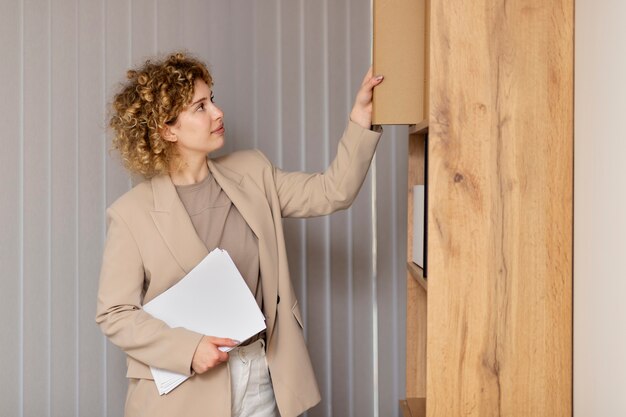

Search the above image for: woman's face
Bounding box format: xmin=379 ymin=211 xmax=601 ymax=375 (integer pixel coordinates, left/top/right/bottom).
xmin=166 ymin=79 xmax=225 ymax=159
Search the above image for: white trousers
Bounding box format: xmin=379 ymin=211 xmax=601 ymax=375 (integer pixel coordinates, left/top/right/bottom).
xmin=228 ymin=339 xmax=280 ymax=417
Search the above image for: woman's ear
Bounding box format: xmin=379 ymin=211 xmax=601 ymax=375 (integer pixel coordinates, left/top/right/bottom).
xmin=161 ymin=123 xmax=178 ymax=143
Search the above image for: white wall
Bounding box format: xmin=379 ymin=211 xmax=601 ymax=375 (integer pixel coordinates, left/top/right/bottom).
xmin=574 ymin=1 xmax=626 ymax=416
xmin=0 ymin=1 xmax=407 ymax=416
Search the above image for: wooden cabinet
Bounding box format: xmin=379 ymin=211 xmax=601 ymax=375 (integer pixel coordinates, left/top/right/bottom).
xmin=376 ymin=1 xmax=575 ymax=416
xmin=405 ymin=131 xmax=428 ymax=402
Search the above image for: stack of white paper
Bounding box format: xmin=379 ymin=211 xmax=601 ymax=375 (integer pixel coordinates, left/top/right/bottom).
xmin=142 ymin=248 xmax=266 ymax=395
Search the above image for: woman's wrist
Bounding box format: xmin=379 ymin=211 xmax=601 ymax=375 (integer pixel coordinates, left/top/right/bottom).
xmin=349 ymin=110 xmax=372 ymax=131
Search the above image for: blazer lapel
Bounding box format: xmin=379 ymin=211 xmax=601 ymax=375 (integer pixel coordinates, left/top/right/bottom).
xmin=150 ymin=175 xmax=208 ymax=274
xmin=208 ymin=159 xmax=279 ymax=342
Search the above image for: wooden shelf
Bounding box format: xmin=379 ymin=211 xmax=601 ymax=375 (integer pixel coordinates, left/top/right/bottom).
xmin=400 ymin=0 xmax=573 ymax=413
xmin=400 ymin=397 xmax=426 ymax=417
xmin=407 ymin=262 xmax=427 ymax=292
xmin=409 ymin=121 xmax=429 ymax=135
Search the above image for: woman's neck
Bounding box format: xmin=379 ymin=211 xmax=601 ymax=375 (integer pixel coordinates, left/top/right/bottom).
xmin=169 ymin=155 xmax=210 ymax=186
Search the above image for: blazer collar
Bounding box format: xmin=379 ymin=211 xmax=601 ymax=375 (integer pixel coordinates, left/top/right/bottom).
xmin=150 ymin=158 xmax=279 ymax=342
xmin=208 ymin=158 xmax=279 ymax=341
xmin=150 ymin=174 xmax=208 ymax=275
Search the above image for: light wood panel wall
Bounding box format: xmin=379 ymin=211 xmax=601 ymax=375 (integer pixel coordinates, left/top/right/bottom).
xmin=0 ymin=1 xmax=407 ymax=417
xmin=427 ymin=0 xmax=573 ymax=416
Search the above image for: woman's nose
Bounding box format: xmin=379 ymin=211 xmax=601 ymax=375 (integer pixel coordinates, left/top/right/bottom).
xmin=211 ymin=104 xmax=224 ymax=120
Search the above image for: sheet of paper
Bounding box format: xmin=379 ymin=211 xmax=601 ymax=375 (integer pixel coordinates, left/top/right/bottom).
xmin=412 ymin=185 xmax=425 ymax=268
xmin=142 ymin=248 xmax=266 ymax=395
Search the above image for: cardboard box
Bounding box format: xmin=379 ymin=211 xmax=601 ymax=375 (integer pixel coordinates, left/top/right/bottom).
xmin=372 ymin=0 xmax=427 ymax=125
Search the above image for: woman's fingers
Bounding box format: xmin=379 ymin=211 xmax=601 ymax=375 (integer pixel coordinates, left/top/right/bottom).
xmin=207 ymin=336 xmax=240 ymax=347
xmin=209 ymin=337 xmax=238 ymax=363
xmin=215 ymin=348 xmax=229 ymax=363
xmin=191 ymin=336 xmax=239 ymax=374
xmin=361 ymin=66 xmax=384 ymax=89
xmin=350 ymin=67 xmax=383 ymax=129
xmin=357 ymin=74 xmax=384 ymax=104
xmin=371 ymin=74 xmax=384 ymax=85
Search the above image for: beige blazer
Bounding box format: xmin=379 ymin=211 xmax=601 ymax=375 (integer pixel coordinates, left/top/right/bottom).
xmin=96 ymin=120 xmax=382 ymax=417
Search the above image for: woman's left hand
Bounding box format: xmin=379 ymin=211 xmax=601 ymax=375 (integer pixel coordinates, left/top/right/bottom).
xmin=349 ymin=66 xmax=384 ymax=130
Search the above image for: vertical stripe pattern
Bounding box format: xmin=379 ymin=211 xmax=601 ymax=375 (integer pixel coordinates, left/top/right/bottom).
xmin=0 ymin=1 xmax=406 ymax=416
xmin=574 ymin=1 xmax=626 ymax=416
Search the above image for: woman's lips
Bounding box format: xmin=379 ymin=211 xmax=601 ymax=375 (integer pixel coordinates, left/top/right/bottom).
xmin=212 ymin=126 xmax=225 ymax=135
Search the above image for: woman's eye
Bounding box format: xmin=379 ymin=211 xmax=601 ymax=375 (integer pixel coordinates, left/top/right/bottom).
xmin=197 ymin=103 xmax=205 ymax=111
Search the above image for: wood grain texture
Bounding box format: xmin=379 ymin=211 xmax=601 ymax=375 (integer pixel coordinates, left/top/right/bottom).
xmin=407 ymin=262 xmax=427 ymax=292
xmin=406 ymin=133 xmax=426 ymax=273
xmin=426 ymin=0 xmax=573 ymax=416
xmin=400 ymin=397 xmax=427 ymax=417
xmin=400 ymin=400 xmax=412 ymax=417
xmin=406 ymin=281 xmax=427 ymax=398
xmin=406 ymin=134 xmax=427 ymax=398
xmin=408 ymin=398 xmax=427 ymax=417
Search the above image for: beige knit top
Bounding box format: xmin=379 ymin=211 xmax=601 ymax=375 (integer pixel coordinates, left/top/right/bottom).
xmin=174 ymin=170 xmax=264 ymax=328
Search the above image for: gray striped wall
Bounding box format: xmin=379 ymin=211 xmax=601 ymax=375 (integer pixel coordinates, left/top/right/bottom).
xmin=574 ymin=0 xmax=626 ymax=415
xmin=0 ymin=1 xmax=407 ymax=416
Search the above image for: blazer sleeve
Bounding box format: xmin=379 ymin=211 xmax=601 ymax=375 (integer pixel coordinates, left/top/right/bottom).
xmin=95 ymin=206 xmax=204 ymax=377
xmin=271 ymin=119 xmax=382 ymax=218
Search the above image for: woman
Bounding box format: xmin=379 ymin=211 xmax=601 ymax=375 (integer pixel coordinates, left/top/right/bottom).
xmin=96 ymin=52 xmax=383 ymax=417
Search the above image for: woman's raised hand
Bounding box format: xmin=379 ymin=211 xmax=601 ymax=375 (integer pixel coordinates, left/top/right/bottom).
xmin=349 ymin=66 xmax=384 ymax=130
xmin=191 ymin=335 xmax=239 ymax=374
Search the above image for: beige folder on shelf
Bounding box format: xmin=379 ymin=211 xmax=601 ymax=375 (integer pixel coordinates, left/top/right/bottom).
xmin=142 ymin=248 xmax=266 ymax=395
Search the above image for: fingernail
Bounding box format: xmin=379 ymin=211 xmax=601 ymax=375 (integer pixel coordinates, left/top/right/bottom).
xmin=233 ymin=340 xmax=241 ymax=344
xmin=375 ymin=75 xmax=384 ymax=80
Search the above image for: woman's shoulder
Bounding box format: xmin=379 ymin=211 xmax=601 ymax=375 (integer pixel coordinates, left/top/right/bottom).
xmin=107 ymin=179 xmax=154 ymax=218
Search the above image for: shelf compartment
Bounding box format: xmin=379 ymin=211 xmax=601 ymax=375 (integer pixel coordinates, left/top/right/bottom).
xmin=409 ymin=121 xmax=429 ymax=135
xmin=400 ymin=397 xmax=426 ymax=417
xmin=407 ymin=262 xmax=427 ymax=292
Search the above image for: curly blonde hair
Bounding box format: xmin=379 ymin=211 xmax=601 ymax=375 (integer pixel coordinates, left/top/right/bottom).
xmin=109 ymin=52 xmax=213 ymax=178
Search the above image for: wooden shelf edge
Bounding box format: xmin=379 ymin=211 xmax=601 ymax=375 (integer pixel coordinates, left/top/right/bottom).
xmin=408 ymin=120 xmax=429 ymax=135
xmin=407 ymin=261 xmax=427 ymax=291
xmin=400 ymin=397 xmax=426 ymax=417
xmin=400 ymin=400 xmax=411 ymax=417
